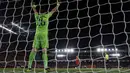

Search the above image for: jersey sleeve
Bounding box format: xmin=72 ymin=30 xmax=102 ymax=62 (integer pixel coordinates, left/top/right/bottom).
xmin=34 ymin=13 xmax=38 ymax=20
xmin=46 ymin=12 xmax=53 ymax=18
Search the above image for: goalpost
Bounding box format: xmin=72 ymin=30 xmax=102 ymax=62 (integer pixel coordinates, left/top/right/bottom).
xmin=0 ymin=0 xmax=130 ymax=73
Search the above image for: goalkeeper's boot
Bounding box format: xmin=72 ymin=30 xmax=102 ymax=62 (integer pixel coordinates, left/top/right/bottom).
xmin=44 ymin=69 xmax=47 ymax=73
xmin=26 ymin=68 xmax=32 ymax=72
xmin=45 ymin=67 xmax=51 ymax=72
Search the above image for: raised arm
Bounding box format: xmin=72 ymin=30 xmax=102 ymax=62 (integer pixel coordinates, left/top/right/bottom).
xmin=31 ymin=2 xmax=38 ymax=13
xmin=51 ymin=0 xmax=60 ymax=14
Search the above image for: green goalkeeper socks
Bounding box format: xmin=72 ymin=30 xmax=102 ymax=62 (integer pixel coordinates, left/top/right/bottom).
xmin=28 ymin=50 xmax=48 ymax=68
xmin=28 ymin=51 xmax=36 ymax=68
xmin=42 ymin=51 xmax=48 ymax=68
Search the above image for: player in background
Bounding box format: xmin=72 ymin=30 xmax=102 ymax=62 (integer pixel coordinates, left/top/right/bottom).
xmin=105 ymin=53 xmax=109 ymax=60
xmin=27 ymin=0 xmax=60 ymax=72
xmin=105 ymin=52 xmax=109 ymax=68
xmin=75 ymin=56 xmax=80 ymax=68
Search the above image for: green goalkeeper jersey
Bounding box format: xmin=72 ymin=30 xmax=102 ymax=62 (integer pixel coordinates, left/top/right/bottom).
xmin=105 ymin=53 xmax=109 ymax=60
xmin=34 ymin=12 xmax=52 ymax=35
xmin=32 ymin=12 xmax=53 ymax=49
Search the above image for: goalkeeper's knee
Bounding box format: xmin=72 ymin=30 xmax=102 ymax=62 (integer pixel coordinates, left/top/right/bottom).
xmin=32 ymin=48 xmax=37 ymax=52
xmin=42 ymin=48 xmax=47 ymax=53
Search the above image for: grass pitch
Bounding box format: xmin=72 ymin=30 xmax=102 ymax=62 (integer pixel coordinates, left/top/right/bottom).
xmin=0 ymin=68 xmax=130 ymax=73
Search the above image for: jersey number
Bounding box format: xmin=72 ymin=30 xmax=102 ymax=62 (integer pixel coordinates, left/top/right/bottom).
xmin=38 ymin=17 xmax=45 ymax=26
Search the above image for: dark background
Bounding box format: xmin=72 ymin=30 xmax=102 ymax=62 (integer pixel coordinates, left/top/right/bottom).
xmin=0 ymin=0 xmax=130 ymax=63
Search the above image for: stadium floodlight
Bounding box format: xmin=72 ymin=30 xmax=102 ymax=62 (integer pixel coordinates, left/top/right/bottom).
xmin=55 ymin=49 xmax=74 ymax=53
xmin=97 ymin=48 xmax=101 ymax=52
xmin=55 ymin=49 xmax=60 ymax=53
xmin=115 ymin=48 xmax=118 ymax=51
xmin=57 ymin=54 xmax=66 ymax=58
xmin=70 ymin=49 xmax=74 ymax=53
xmin=61 ymin=49 xmax=64 ymax=52
xmin=112 ymin=48 xmax=114 ymax=51
xmin=101 ymin=48 xmax=104 ymax=52
xmin=111 ymin=53 xmax=120 ymax=57
xmin=108 ymin=49 xmax=111 ymax=51
xmin=67 ymin=49 xmax=70 ymax=53
xmin=58 ymin=49 xmax=61 ymax=52
xmin=64 ymin=49 xmax=67 ymax=52
xmin=0 ymin=25 xmax=17 ymax=34
xmin=67 ymin=49 xmax=70 ymax=52
xmin=97 ymin=48 xmax=118 ymax=52
xmin=62 ymin=48 xmax=74 ymax=53
xmin=55 ymin=50 xmax=58 ymax=53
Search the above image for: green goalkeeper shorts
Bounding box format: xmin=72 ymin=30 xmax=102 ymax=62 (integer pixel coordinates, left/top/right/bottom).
xmin=33 ymin=33 xmax=49 ymax=49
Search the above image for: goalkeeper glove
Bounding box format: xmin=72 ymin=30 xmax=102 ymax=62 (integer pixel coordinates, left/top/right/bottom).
xmin=57 ymin=0 xmax=60 ymax=6
xmin=31 ymin=2 xmax=37 ymax=8
xmin=57 ymin=3 xmax=60 ymax=6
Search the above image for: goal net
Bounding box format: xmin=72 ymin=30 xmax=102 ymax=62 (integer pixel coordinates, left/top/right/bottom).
xmin=0 ymin=0 xmax=130 ymax=73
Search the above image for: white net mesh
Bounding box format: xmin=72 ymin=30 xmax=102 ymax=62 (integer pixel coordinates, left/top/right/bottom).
xmin=0 ymin=0 xmax=130 ymax=73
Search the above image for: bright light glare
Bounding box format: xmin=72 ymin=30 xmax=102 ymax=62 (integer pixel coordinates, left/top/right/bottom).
xmin=70 ymin=49 xmax=74 ymax=53
xmin=111 ymin=53 xmax=120 ymax=57
xmin=61 ymin=49 xmax=64 ymax=52
xmin=65 ymin=49 xmax=70 ymax=53
xmin=97 ymin=48 xmax=101 ymax=52
xmin=55 ymin=48 xmax=74 ymax=53
xmin=64 ymin=49 xmax=67 ymax=52
xmin=115 ymin=48 xmax=118 ymax=51
xmin=101 ymin=49 xmax=104 ymax=52
xmin=112 ymin=48 xmax=114 ymax=51
xmin=58 ymin=50 xmax=60 ymax=52
xmin=97 ymin=48 xmax=105 ymax=52
xmin=97 ymin=48 xmax=118 ymax=52
xmin=55 ymin=50 xmax=57 ymax=53
xmin=57 ymin=54 xmax=65 ymax=57
xmin=108 ymin=49 xmax=111 ymax=51
xmin=66 ymin=49 xmax=70 ymax=52
xmin=0 ymin=25 xmax=17 ymax=34
xmin=55 ymin=49 xmax=60 ymax=52
xmin=11 ymin=22 xmax=27 ymax=32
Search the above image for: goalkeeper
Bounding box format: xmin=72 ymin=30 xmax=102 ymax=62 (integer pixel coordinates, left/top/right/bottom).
xmin=27 ymin=0 xmax=60 ymax=72
xmin=105 ymin=52 xmax=109 ymax=68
